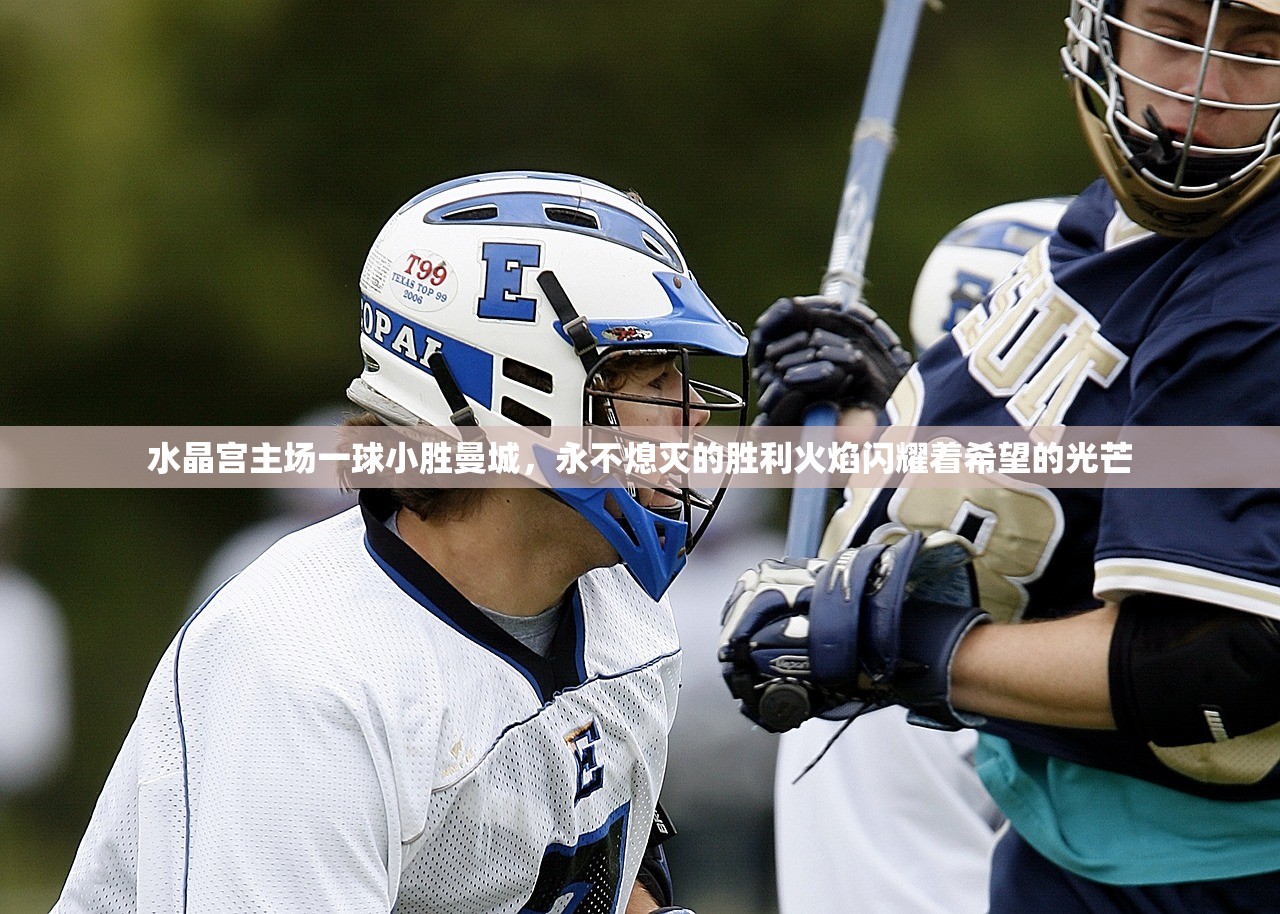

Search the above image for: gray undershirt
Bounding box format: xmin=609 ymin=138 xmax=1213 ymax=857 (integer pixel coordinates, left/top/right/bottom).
xmin=476 ymin=603 xmax=562 ymax=657
xmin=386 ymin=512 xmax=563 ymax=656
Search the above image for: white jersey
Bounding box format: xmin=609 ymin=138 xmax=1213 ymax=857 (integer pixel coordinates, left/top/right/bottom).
xmin=53 ymin=493 xmax=680 ymax=914
xmin=775 ymin=710 xmax=1002 ymax=914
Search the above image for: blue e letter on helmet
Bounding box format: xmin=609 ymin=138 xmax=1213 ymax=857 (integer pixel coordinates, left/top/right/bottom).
xmin=478 ymin=242 xmax=541 ymax=321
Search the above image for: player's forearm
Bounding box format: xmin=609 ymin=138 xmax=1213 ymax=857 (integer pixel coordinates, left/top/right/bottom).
xmin=950 ymin=603 xmax=1118 ymax=730
xmin=625 ymin=879 xmax=661 ymax=914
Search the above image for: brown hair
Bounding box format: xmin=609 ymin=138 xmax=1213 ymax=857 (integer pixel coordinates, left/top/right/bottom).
xmin=339 ymin=412 xmax=485 ymax=521
xmin=594 ymin=351 xmax=672 ymax=392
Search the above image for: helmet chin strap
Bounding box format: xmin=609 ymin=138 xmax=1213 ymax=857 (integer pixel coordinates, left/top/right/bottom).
xmin=426 ymin=351 xmax=480 ymax=430
xmin=532 ymin=269 xmax=686 ymax=527
xmin=536 ymin=270 xmax=599 ymax=372
xmin=1141 ymin=106 xmax=1181 ymax=169
xmin=535 ymin=268 xmax=673 ymax=508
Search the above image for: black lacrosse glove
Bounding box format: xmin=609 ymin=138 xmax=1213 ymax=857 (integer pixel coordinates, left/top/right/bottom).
xmin=752 ymin=295 xmax=912 ymax=426
xmin=718 ymin=531 xmax=990 ymax=733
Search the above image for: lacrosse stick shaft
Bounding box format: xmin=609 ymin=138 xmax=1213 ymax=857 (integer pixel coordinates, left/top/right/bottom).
xmin=785 ymin=0 xmax=930 ymax=560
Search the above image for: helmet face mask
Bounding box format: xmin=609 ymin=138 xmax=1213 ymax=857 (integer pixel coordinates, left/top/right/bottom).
xmin=583 ymin=346 xmax=748 ymax=551
xmin=1063 ymin=0 xmax=1280 ymax=236
xmin=349 ymin=172 xmax=748 ymax=598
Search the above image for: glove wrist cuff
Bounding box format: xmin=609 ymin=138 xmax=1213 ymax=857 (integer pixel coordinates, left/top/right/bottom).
xmin=900 ymin=605 xmax=989 ymax=731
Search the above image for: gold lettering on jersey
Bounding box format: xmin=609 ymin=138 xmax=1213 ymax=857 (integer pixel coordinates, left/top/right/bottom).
xmin=888 ymin=471 xmax=1064 ymax=622
xmin=953 ymin=241 xmax=1128 ymax=433
xmin=440 ymin=738 xmax=478 ymax=780
xmin=819 ymin=371 xmax=924 ymax=559
xmin=886 ymin=364 xmax=923 ymax=429
xmin=1007 ymin=317 xmax=1126 ymax=431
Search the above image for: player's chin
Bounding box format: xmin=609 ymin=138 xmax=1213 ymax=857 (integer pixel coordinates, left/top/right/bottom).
xmin=607 ymin=484 xmax=682 ymax=525
xmin=648 ymin=490 xmax=680 ymax=511
xmin=639 ymin=486 xmax=682 ymax=516
xmin=612 ymin=488 xmax=682 ymax=552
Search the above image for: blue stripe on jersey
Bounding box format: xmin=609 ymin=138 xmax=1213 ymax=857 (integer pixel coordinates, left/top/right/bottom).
xmin=520 ymin=801 xmax=633 ymax=914
xmin=363 ymin=535 xmax=543 ymax=695
xmin=570 ymin=588 xmax=588 ymax=684
xmin=173 ymin=575 xmax=236 ymax=914
xmin=480 ymin=649 xmax=680 ymax=771
xmin=357 ymin=490 xmax=590 ymax=703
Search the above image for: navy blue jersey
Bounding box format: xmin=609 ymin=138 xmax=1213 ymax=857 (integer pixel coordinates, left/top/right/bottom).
xmin=826 ymin=177 xmax=1280 ymax=800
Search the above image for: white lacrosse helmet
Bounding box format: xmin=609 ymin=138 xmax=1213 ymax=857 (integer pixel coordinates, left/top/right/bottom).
xmin=348 ymin=171 xmax=748 ymax=599
xmin=1063 ymin=0 xmax=1280 ymax=237
xmin=910 ymin=197 xmax=1072 ymax=352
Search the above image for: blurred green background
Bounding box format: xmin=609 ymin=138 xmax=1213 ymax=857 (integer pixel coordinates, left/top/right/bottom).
xmin=0 ymin=1 xmax=1095 ymax=910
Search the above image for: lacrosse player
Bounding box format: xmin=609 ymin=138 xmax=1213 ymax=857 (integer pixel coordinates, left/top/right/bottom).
xmin=724 ymin=1 xmax=1280 ymax=910
xmin=770 ymin=198 xmax=1069 ymax=914
xmin=53 ymin=172 xmax=747 ymax=914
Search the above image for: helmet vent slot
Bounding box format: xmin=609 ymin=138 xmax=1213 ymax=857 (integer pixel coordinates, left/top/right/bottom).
xmin=500 ymin=397 xmax=552 ymax=434
xmin=640 ymin=232 xmax=675 ymax=266
xmin=502 ymin=358 xmax=554 ymax=393
xmin=545 ymin=206 xmax=600 ymax=230
xmin=438 ymin=205 xmax=499 ymax=222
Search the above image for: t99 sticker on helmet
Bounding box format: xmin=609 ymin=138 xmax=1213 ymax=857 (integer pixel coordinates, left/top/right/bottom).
xmin=391 ymin=250 xmax=457 ymax=312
